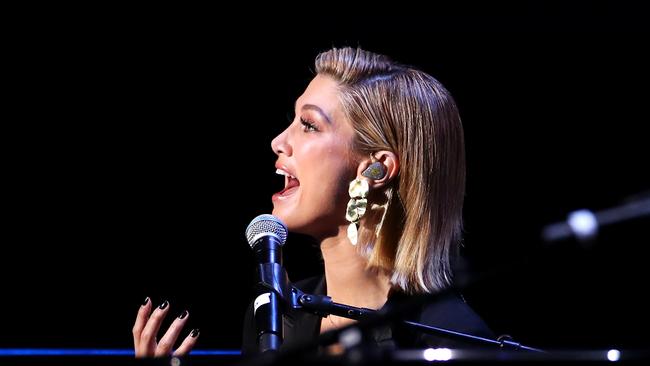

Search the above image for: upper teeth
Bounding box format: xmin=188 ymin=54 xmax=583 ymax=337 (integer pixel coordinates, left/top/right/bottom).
xmin=276 ymin=169 xmax=296 ymax=179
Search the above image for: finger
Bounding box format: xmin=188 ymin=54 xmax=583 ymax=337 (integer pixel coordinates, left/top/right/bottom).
xmin=173 ymin=328 xmax=200 ymax=357
xmin=132 ymin=297 xmax=152 ymax=352
xmin=154 ymin=310 xmax=190 ymax=357
xmin=138 ymin=300 xmax=170 ymax=357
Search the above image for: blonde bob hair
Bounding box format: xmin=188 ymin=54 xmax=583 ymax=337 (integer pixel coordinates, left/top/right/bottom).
xmin=315 ymin=47 xmax=466 ymax=295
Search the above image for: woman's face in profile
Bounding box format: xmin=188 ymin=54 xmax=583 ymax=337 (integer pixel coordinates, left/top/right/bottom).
xmin=271 ymin=74 xmax=359 ymax=239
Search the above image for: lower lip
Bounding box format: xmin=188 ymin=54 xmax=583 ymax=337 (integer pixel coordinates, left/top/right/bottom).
xmin=272 ymin=186 xmax=299 ymax=202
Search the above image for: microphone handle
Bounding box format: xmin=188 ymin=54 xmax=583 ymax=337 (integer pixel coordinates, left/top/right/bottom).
xmin=252 ymin=235 xmax=285 ymax=352
xmin=253 ymin=236 xmax=283 ymax=265
xmin=254 ymin=291 xmax=282 ymax=353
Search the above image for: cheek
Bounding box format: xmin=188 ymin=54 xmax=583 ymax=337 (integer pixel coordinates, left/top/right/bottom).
xmin=301 ymin=161 xmax=352 ymax=206
xmin=296 ymin=136 xmax=357 ymax=206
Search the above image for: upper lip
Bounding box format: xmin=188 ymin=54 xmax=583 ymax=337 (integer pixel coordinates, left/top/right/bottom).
xmin=275 ymin=162 xmax=297 ymax=179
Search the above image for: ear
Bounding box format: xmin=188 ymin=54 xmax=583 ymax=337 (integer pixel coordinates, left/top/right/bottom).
xmin=356 ymin=151 xmax=399 ymax=189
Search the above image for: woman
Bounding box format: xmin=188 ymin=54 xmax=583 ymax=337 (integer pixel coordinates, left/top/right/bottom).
xmin=133 ymin=46 xmax=492 ymax=357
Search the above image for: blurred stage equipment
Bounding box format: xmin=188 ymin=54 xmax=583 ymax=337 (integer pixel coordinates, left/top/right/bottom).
xmin=542 ymin=191 xmax=650 ymax=243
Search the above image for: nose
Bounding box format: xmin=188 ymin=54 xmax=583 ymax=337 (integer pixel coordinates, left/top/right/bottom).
xmin=271 ymin=127 xmax=292 ymax=156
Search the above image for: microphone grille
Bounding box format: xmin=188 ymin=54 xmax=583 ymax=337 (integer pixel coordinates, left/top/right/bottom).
xmin=245 ymin=214 xmax=288 ymax=247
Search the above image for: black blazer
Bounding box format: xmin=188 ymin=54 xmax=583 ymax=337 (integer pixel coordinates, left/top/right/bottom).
xmin=242 ymin=275 xmax=494 ymax=356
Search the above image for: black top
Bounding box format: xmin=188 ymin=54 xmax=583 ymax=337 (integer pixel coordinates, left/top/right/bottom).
xmin=242 ymin=275 xmax=494 ymax=356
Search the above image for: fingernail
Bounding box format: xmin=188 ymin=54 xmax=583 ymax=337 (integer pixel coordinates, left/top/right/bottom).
xmin=178 ymin=310 xmax=188 ymax=319
xmin=142 ymin=297 xmax=150 ymax=306
xmin=158 ymin=300 xmax=169 ymax=310
xmin=190 ymin=328 xmax=200 ymax=338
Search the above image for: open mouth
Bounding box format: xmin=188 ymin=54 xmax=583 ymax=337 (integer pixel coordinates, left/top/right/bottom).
xmin=274 ymin=168 xmax=300 ymax=198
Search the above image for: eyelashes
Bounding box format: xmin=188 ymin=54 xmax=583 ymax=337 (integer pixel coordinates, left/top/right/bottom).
xmin=286 ymin=113 xmax=320 ymax=132
xmin=300 ymin=118 xmax=318 ymax=132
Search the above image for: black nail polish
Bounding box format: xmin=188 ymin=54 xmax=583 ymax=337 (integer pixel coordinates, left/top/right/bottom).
xmin=178 ymin=310 xmax=188 ymax=319
xmin=158 ymin=300 xmax=169 ymax=310
xmin=142 ymin=297 xmax=150 ymax=306
xmin=190 ymin=328 xmax=200 ymax=337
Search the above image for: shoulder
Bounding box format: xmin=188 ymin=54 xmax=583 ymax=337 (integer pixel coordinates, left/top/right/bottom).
xmin=389 ymin=290 xmax=494 ymax=349
xmin=418 ymin=291 xmax=494 ymax=339
xmin=292 ymin=275 xmax=326 ymax=295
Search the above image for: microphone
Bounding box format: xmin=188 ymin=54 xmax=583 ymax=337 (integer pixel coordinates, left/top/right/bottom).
xmin=245 ymin=214 xmax=288 ymax=353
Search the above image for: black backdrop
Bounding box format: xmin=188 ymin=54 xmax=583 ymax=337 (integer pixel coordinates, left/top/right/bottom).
xmin=3 ymin=4 xmax=649 ymax=352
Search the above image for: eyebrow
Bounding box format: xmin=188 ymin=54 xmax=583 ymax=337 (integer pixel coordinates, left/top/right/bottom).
xmin=295 ymin=102 xmax=332 ymax=124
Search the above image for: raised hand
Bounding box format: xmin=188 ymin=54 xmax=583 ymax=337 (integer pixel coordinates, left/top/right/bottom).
xmin=132 ymin=297 xmax=199 ymax=357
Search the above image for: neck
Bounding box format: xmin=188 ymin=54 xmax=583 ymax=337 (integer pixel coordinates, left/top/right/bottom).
xmin=319 ymin=226 xmax=391 ymax=310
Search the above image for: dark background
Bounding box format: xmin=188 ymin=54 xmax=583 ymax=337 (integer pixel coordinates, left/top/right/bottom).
xmin=3 ymin=3 xmax=649 ymax=351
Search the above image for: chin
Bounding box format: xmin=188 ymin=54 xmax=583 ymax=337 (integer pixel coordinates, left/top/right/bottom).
xmin=271 ymin=206 xmax=293 ymax=228
xmin=271 ymin=194 xmax=301 ymax=227
xmin=270 ymin=207 xmax=307 ymax=234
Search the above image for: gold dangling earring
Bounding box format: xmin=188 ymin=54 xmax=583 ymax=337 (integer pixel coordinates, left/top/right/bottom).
xmin=345 ymin=178 xmax=369 ymax=245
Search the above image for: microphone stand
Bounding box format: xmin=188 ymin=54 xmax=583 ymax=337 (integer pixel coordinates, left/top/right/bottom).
xmin=246 ymin=265 xmax=543 ymax=366
xmin=289 ymin=286 xmax=544 ymax=353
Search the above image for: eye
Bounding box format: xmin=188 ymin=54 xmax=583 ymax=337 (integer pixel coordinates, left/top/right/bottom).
xmin=300 ymin=118 xmax=319 ymax=132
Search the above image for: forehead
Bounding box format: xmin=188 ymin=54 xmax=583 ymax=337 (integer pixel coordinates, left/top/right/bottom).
xmin=296 ymin=74 xmax=342 ymax=114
